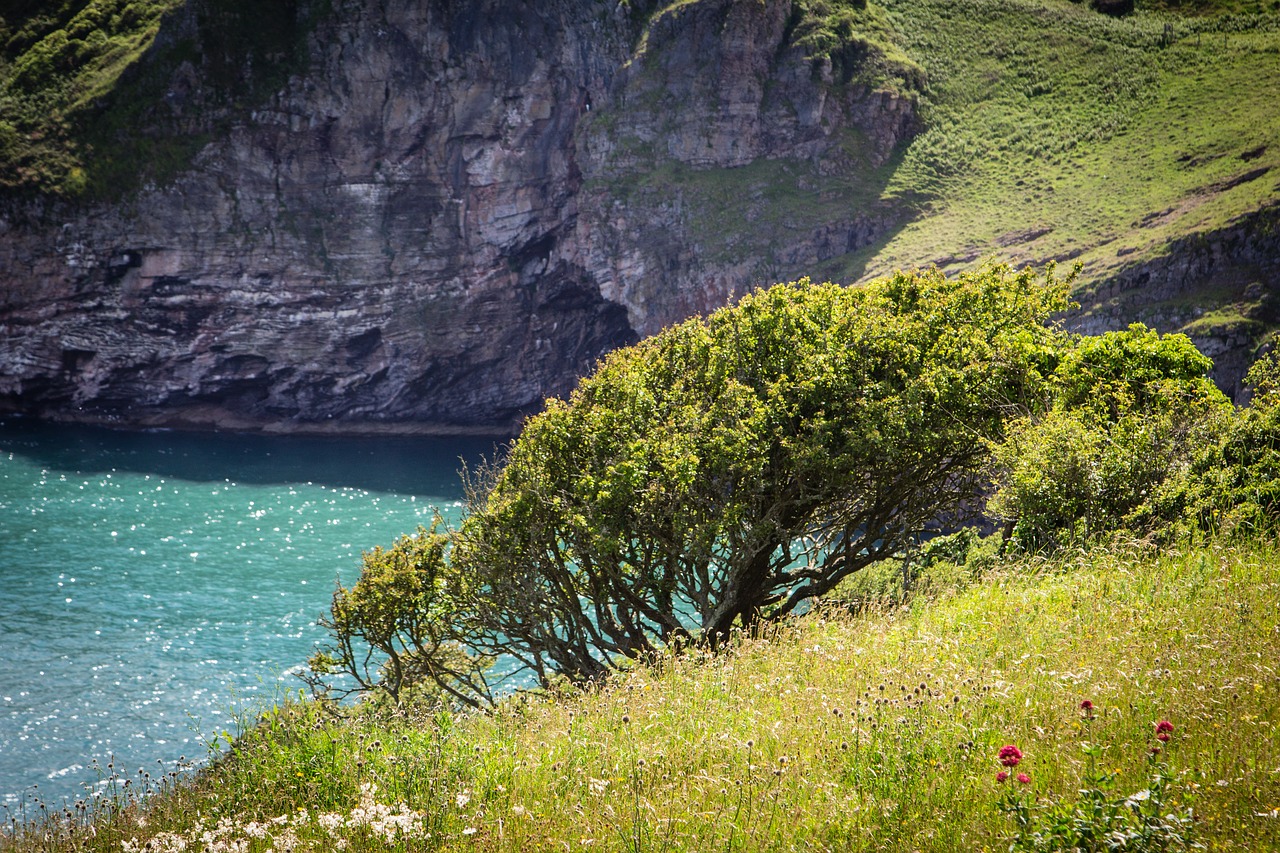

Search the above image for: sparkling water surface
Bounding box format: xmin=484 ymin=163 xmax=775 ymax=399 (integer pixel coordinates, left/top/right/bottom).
xmin=0 ymin=419 xmax=495 ymax=808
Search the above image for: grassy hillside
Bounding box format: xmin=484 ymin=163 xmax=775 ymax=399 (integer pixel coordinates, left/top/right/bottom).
xmin=0 ymin=0 xmax=182 ymax=194
xmin=584 ymin=0 xmax=1280 ymax=351
xmin=7 ymin=539 xmax=1277 ymax=852
xmin=849 ymin=0 xmax=1280 ymax=288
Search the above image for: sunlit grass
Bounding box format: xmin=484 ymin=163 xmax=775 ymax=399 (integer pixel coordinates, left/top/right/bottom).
xmin=837 ymin=0 xmax=1280 ymax=304
xmin=4 ymin=538 xmax=1278 ymax=851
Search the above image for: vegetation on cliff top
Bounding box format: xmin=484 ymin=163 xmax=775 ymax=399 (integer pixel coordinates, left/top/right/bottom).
xmin=592 ymin=0 xmax=1280 ymax=350
xmin=0 ymin=0 xmax=182 ymax=193
xmin=862 ymin=0 xmax=1280 ymax=290
xmin=0 ymin=0 xmax=310 ymax=199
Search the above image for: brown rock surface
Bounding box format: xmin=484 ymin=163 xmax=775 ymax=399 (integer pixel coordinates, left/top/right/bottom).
xmin=0 ymin=0 xmax=920 ymax=434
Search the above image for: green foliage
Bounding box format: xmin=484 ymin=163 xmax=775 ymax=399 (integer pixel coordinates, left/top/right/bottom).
xmin=789 ymin=0 xmax=928 ymax=93
xmin=1051 ymin=323 xmax=1221 ymax=416
xmin=1244 ymin=347 xmax=1280 ymax=404
xmin=828 ymin=527 xmax=1003 ymax=609
xmin=999 ymin=713 xmax=1201 ymax=852
xmin=306 ymin=518 xmax=494 ymax=709
xmin=0 ymin=0 xmax=311 ymax=199
xmin=1181 ymin=350 xmax=1280 ymax=536
xmin=0 ymin=0 xmax=184 ymax=195
xmin=453 ymin=264 xmax=1071 ymax=688
xmin=989 ymin=324 xmax=1232 ymax=549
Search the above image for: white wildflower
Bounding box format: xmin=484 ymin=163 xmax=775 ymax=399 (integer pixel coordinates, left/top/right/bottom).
xmin=152 ymin=832 xmax=189 ymax=852
xmin=150 ymin=832 xmax=189 ymax=852
xmin=275 ymin=827 xmax=300 ymax=852
xmin=317 ymin=812 xmax=345 ymax=834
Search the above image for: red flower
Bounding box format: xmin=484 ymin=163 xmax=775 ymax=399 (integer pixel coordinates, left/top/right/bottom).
xmin=1155 ymin=720 xmax=1174 ymax=742
xmin=1079 ymin=700 xmax=1093 ymax=712
xmin=1016 ymin=773 xmax=1031 ymax=784
xmin=998 ymin=745 xmax=1023 ymax=767
xmin=996 ymin=771 xmax=1009 ymax=782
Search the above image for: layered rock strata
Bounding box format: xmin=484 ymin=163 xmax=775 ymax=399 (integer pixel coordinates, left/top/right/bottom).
xmin=1074 ymin=203 xmax=1280 ymax=400
xmin=0 ymin=0 xmax=919 ymax=434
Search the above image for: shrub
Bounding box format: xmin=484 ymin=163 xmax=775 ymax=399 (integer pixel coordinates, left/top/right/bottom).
xmin=988 ymin=324 xmax=1232 ymax=549
xmin=305 ymin=518 xmax=495 ymax=709
xmin=828 ymin=527 xmax=1004 ymax=609
xmin=1183 ymin=350 xmax=1280 ymax=536
xmin=449 ymin=264 xmax=1071 ymax=689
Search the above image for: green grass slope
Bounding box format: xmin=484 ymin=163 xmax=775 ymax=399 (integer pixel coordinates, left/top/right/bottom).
xmin=10 ymin=540 xmax=1277 ymax=852
xmin=834 ymin=0 xmax=1280 ymax=347
xmin=591 ymin=0 xmax=1280 ymax=353
xmin=0 ymin=0 xmax=184 ymax=194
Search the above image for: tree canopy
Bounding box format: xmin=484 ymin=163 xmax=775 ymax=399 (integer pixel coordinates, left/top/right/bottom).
xmin=439 ymin=264 xmax=1072 ymax=688
xmin=988 ymin=323 xmax=1233 ymax=547
xmin=310 ymin=264 xmax=1280 ymax=707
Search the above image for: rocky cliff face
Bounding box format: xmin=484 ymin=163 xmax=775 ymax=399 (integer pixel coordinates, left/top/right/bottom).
xmin=0 ymin=0 xmax=919 ymax=434
xmin=1073 ymin=203 xmax=1280 ymax=400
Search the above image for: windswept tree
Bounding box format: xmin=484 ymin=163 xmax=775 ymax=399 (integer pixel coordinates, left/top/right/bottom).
xmin=310 ymin=264 xmax=1075 ymax=703
xmin=305 ymin=517 xmax=496 ymax=708
xmin=448 ymin=264 xmax=1072 ymax=688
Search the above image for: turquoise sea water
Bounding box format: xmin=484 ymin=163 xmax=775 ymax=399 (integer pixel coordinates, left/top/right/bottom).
xmin=0 ymin=419 xmax=494 ymax=808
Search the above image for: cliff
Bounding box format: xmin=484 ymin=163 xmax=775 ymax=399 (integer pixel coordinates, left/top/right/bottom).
xmin=0 ymin=0 xmax=920 ymax=434
xmin=1074 ymin=203 xmax=1280 ymax=400
xmin=3 ymin=0 xmax=1276 ymax=434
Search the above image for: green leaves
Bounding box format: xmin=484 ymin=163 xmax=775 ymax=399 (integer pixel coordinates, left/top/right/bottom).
xmin=306 ymin=517 xmax=494 ymax=709
xmin=988 ymin=323 xmax=1234 ymax=549
xmin=451 ymin=263 xmax=1071 ymax=689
